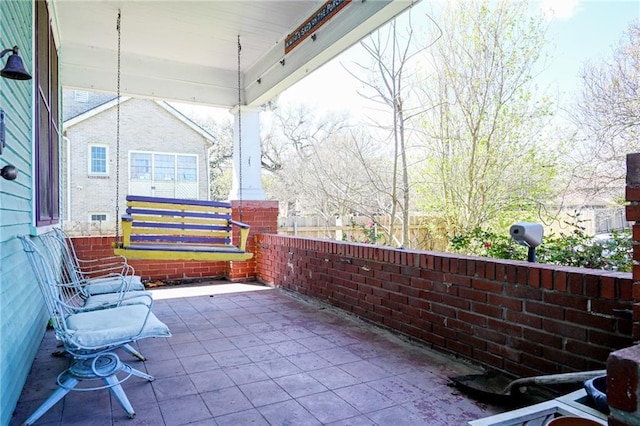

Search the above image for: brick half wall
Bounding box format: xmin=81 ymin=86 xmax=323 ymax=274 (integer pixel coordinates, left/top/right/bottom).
xmin=70 ymin=200 xmax=280 ymax=282
xmin=256 ymin=234 xmax=634 ymax=378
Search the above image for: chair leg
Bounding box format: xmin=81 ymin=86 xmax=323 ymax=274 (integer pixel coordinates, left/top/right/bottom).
xmin=104 ymin=375 xmax=136 ymax=419
xmin=123 ymin=343 xmax=146 ymax=361
xmin=129 ymin=366 xmax=155 ymax=381
xmin=22 ymin=377 xmax=79 ymax=426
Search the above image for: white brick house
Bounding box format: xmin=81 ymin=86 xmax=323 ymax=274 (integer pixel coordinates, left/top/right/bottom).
xmin=62 ymin=93 xmax=215 ymax=235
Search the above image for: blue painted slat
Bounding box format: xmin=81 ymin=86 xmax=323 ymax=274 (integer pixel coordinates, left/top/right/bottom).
xmin=131 ymin=235 xmax=231 ymax=244
xmin=126 ymin=207 xmax=231 ymax=220
xmin=132 ymin=222 xmax=230 ymax=231
xmin=126 ymin=195 xmax=231 ymax=208
xmin=125 ymin=245 xmax=242 ymax=253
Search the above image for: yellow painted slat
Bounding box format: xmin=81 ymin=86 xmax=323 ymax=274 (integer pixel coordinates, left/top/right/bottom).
xmin=130 ymin=228 xmax=230 ymax=237
xmin=131 ymin=214 xmax=230 ymax=226
xmin=127 ymin=201 xmax=231 ymax=214
xmin=114 ymin=248 xmax=253 ymax=262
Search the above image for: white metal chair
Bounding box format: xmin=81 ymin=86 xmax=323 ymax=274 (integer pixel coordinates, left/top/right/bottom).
xmin=45 ymin=228 xmax=145 ymax=295
xmin=18 ymin=235 xmax=171 ymax=425
xmin=41 ymin=230 xmax=152 ymax=361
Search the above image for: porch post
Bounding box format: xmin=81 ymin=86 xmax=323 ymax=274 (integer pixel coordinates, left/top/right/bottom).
xmin=229 ymin=106 xmax=266 ymax=201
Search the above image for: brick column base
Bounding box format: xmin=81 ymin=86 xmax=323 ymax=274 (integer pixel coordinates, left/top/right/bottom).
xmin=608 ymin=346 xmax=640 ymax=426
xmin=227 ymin=200 xmax=279 ymax=281
xmin=606 ymin=153 xmax=640 ymax=426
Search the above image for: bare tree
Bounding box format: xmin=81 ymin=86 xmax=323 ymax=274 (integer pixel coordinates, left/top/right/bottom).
xmin=262 ymin=102 xmax=403 ymax=242
xmin=200 ymin=117 xmax=233 ymax=200
xmin=345 ymin=14 xmax=439 ymax=246
xmin=262 ymin=103 xmax=356 ymax=218
xmin=571 ymin=21 xmax=640 ymax=185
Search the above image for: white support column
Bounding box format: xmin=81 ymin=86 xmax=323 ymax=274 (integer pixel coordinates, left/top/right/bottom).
xmin=228 ymin=106 xmax=266 ymax=201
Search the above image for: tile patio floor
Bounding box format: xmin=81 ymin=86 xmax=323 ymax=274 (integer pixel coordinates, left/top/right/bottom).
xmin=11 ymin=282 xmax=511 ymax=426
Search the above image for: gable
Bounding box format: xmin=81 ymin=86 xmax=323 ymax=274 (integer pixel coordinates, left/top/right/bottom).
xmin=64 ymin=97 xmax=215 ymax=145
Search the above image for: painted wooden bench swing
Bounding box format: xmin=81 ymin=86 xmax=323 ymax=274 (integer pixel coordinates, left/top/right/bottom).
xmin=113 ymin=195 xmax=252 ymax=261
xmin=111 ymin=31 xmax=251 ymax=262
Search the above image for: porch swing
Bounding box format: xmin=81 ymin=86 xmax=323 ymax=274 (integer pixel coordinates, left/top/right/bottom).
xmin=112 ymin=13 xmax=252 ymax=262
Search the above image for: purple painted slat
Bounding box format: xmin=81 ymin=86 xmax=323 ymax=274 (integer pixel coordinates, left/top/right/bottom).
xmin=126 ymin=195 xmax=231 ymax=209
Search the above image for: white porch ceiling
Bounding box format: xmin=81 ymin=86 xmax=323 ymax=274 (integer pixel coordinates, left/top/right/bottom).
xmin=50 ymin=0 xmax=419 ymax=108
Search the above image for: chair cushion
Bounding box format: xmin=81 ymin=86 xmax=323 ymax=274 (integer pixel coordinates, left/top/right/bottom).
xmin=66 ymin=304 xmax=171 ymax=349
xmin=85 ymin=276 xmax=145 ymax=295
xmin=83 ymin=291 xmax=152 ymax=309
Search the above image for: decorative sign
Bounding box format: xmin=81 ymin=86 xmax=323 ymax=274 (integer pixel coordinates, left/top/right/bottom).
xmin=285 ymin=0 xmax=352 ymax=54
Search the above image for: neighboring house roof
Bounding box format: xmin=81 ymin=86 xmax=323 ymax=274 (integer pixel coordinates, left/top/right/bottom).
xmin=157 ymin=102 xmax=217 ymax=143
xmin=64 ymin=96 xmax=131 ymax=128
xmin=62 ymin=89 xmax=117 ymax=121
xmin=63 ymin=90 xmax=216 ymax=143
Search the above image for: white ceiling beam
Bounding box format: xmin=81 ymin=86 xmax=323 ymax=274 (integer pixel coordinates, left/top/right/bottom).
xmin=244 ymin=0 xmax=417 ymax=107
xmin=60 ymin=44 xmax=241 ymax=106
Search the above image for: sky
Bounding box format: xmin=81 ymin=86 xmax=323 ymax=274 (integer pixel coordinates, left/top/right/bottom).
xmin=277 ymin=0 xmax=639 ymax=118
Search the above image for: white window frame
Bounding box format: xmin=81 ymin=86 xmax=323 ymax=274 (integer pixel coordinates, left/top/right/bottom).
xmin=128 ymin=151 xmax=199 ymax=198
xmin=89 ymin=213 xmax=108 ymax=222
xmin=88 ymin=144 xmax=109 ymax=175
xmin=129 ymin=151 xmax=198 ymax=183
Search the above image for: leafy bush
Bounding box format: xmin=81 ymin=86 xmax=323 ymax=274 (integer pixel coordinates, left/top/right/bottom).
xmin=344 ymin=219 xmax=384 ymax=245
xmin=450 ymin=227 xmax=632 ymax=272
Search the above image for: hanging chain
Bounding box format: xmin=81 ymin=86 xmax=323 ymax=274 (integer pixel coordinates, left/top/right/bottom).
xmin=114 ymin=10 xmax=122 ymax=245
xmin=237 ymin=35 xmax=243 ymax=222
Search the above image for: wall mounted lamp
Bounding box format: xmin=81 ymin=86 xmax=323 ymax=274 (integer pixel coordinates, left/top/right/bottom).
xmin=1 ymin=165 xmax=18 ymax=180
xmin=0 ymin=46 xmax=32 ymax=80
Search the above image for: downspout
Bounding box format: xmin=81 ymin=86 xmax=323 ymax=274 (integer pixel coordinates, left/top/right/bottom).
xmin=64 ymin=136 xmax=71 ymax=222
xmin=206 ymin=138 xmax=213 ymax=201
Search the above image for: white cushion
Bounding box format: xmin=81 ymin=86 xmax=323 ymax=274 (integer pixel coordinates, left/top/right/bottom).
xmin=83 ymin=291 xmax=152 ymax=309
xmin=85 ymin=276 xmax=144 ymax=295
xmin=66 ymin=304 xmax=171 ymax=349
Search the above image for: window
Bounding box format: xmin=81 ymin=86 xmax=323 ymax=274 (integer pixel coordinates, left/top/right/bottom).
xmin=131 ymin=153 xmax=151 ymax=179
xmin=154 ymin=154 xmax=175 ymax=181
xmin=90 ymin=213 xmax=107 ymax=222
xmin=177 ymin=155 xmax=197 ymax=182
xmin=35 ymin=1 xmax=60 ymax=226
xmin=89 ymin=145 xmax=108 ymax=175
xmin=129 ymin=152 xmax=198 ymax=198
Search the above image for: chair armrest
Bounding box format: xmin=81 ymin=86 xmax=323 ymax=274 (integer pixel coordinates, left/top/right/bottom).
xmin=229 ymin=220 xmax=251 ymax=252
xmin=119 ymin=214 xmax=133 ymax=247
xmin=77 ymin=260 xmax=134 ymax=279
xmin=84 ymin=291 xmax=153 ymax=312
xmin=229 ymin=220 xmax=250 ymax=229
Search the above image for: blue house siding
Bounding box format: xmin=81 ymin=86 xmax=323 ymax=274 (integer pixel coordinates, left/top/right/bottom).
xmin=0 ymin=2 xmax=49 ymax=425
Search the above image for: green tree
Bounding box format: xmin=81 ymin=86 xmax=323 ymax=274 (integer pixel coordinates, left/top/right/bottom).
xmin=415 ymin=0 xmax=561 ymax=236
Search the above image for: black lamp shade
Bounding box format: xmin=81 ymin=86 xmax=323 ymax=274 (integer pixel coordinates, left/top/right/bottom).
xmin=1 ymin=51 xmax=32 ymax=80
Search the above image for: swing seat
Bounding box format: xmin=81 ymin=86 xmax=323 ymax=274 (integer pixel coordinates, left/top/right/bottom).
xmin=113 ymin=195 xmax=253 ymax=262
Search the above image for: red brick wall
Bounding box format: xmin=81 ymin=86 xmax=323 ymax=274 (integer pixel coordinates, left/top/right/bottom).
xmin=256 ymin=234 xmax=633 ymax=378
xmin=70 ymin=235 xmax=228 ymax=281
xmin=70 ymin=200 xmax=280 ymax=282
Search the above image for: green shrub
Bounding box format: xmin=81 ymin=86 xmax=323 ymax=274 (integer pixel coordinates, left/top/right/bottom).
xmin=450 ymin=227 xmax=632 ymax=272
